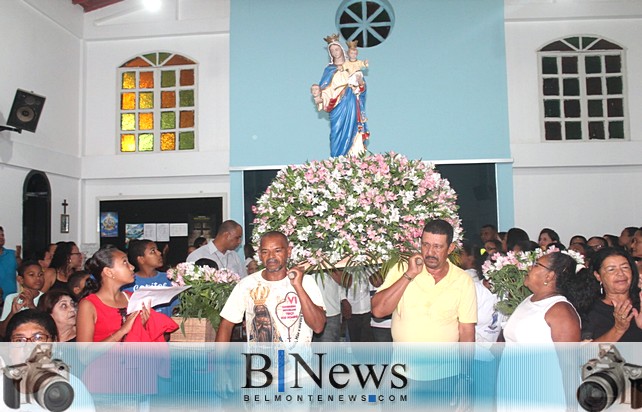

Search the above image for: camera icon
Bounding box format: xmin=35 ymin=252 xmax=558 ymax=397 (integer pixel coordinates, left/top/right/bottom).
xmin=577 ymin=343 xmax=642 ymax=411
xmin=3 ymin=343 xmax=74 ymax=412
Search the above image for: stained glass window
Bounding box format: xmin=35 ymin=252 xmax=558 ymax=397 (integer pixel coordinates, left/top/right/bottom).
xmin=161 ymin=91 xmax=175 ymax=108
xmin=121 ymin=134 xmax=136 ymax=152
xmin=139 ymin=113 xmax=154 ymax=130
xmin=161 ymin=112 xmax=176 ymax=130
xmin=161 ymin=133 xmax=176 ymax=151
xmin=179 ymin=131 xmax=195 ymax=150
xmin=538 ymin=36 xmax=627 ymax=141
xmin=118 ymin=52 xmax=197 ymax=152
xmin=139 ymin=133 xmax=154 ymax=151
xmin=180 ymin=111 xmax=194 ymax=128
xmin=121 ymin=93 xmax=136 ymax=110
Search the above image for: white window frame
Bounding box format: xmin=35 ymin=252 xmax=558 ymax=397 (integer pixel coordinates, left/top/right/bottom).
xmin=538 ymin=36 xmax=628 ymax=141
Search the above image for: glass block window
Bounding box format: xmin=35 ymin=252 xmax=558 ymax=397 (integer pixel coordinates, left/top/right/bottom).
xmin=118 ymin=52 xmax=197 ymax=152
xmin=538 ymin=36 xmax=627 ymax=141
xmin=336 ymin=0 xmax=394 ymax=47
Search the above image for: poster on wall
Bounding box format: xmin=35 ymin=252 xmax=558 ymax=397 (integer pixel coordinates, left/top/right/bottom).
xmin=157 ymin=223 xmax=170 ymax=242
xmin=143 ymin=223 xmax=157 ymax=241
xmin=125 ymin=223 xmax=144 ymax=245
xmin=100 ymin=212 xmax=118 ymax=237
xmin=169 ymin=223 xmax=188 ymax=237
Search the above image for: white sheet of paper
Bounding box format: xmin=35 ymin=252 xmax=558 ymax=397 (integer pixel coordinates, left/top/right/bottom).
xmin=156 ymin=223 xmax=170 ymax=242
xmin=143 ymin=223 xmax=157 ymax=241
xmin=169 ymin=223 xmax=188 ymax=237
xmin=126 ymin=285 xmax=191 ymax=314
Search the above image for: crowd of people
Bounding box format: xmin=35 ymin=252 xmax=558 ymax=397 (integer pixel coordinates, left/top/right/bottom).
xmin=1 ymin=220 xmax=642 ymax=410
xmin=1 ymin=222 xmax=641 ymax=346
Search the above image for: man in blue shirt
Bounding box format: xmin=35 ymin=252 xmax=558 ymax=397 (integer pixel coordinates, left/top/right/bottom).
xmin=0 ymin=227 xmax=19 ymax=301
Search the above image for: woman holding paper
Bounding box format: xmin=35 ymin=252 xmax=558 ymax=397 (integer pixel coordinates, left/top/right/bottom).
xmin=76 ymin=245 xmax=178 ymax=412
xmin=77 ymin=245 xmax=178 ymax=342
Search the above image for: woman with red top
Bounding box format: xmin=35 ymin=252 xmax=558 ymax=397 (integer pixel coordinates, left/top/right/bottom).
xmin=76 ymin=245 xmax=148 ymax=342
xmin=76 ymin=245 xmax=177 ymax=410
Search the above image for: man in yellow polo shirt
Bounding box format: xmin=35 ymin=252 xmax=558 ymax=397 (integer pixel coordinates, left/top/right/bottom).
xmin=372 ymin=219 xmax=477 ymax=410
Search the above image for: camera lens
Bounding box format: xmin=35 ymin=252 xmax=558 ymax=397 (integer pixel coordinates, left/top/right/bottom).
xmin=41 ymin=381 xmax=74 ymax=412
xmin=32 ymin=372 xmax=74 ymax=412
xmin=577 ymin=372 xmax=620 ymax=412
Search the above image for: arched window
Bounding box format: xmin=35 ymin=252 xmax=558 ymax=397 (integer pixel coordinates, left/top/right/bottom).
xmin=118 ymin=52 xmax=197 ymax=152
xmin=22 ymin=170 xmax=51 ymax=260
xmin=539 ymin=36 xmax=627 ymax=141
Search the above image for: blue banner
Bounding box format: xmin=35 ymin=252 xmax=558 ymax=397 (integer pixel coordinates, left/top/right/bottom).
xmin=0 ymin=342 xmax=638 ymax=411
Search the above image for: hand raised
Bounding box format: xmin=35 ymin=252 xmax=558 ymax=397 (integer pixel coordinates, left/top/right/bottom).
xmin=406 ymin=254 xmax=424 ymax=278
xmin=287 ymin=267 xmax=305 ymax=287
xmin=121 ymin=311 xmax=140 ymax=334
xmin=612 ymin=300 xmax=633 ymax=332
xmin=140 ymin=303 xmax=150 ymax=327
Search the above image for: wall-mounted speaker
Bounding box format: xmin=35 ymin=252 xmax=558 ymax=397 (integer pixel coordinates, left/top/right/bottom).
xmin=7 ymin=89 xmax=46 ymax=133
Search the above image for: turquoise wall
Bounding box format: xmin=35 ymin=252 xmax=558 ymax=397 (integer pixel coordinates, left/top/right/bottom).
xmin=229 ymin=0 xmax=514 ymax=230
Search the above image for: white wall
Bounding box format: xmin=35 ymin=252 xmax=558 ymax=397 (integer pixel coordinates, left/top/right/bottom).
xmin=0 ymin=164 xmax=30 ymax=248
xmin=81 ymin=32 xmax=230 ymax=177
xmin=80 ymin=0 xmax=231 ymax=245
xmin=6 ymin=0 xmax=642 ymax=250
xmin=0 ymin=1 xmax=83 ymax=243
xmin=505 ymin=0 xmax=642 ymax=242
xmin=1 ymin=0 xmax=232 ymax=248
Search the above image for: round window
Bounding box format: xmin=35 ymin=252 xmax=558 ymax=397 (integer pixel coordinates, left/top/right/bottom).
xmin=336 ymin=0 xmax=394 ymax=48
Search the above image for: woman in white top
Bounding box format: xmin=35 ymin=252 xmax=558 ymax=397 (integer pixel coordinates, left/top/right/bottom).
xmin=497 ymin=251 xmax=582 ymax=412
xmin=503 ymin=252 xmax=580 ymax=342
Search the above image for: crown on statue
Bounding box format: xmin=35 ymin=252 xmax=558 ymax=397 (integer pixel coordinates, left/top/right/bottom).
xmin=250 ymin=283 xmax=270 ymax=305
xmin=324 ymin=33 xmax=341 ymax=44
xmin=346 ymin=40 xmax=359 ymax=49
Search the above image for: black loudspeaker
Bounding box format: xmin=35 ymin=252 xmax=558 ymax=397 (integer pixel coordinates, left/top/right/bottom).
xmin=7 ymin=89 xmax=46 ymax=133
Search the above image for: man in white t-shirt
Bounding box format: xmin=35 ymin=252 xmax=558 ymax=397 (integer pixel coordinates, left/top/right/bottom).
xmin=215 ymin=231 xmax=326 ymax=345
xmin=340 ymin=274 xmax=373 ymax=342
xmin=313 ymin=270 xmax=345 ymax=342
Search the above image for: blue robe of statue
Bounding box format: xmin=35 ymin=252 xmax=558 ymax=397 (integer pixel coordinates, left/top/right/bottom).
xmin=319 ymin=65 xmax=368 ymax=157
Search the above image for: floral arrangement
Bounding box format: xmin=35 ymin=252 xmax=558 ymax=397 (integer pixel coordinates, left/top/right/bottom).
xmin=167 ymin=262 xmax=240 ymax=329
xmin=251 ymin=152 xmax=462 ymax=274
xmin=482 ymin=246 xmax=585 ymax=316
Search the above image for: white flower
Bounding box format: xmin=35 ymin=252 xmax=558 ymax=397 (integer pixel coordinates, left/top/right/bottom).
xmin=252 ymin=153 xmax=461 ymax=270
xmin=312 ymin=201 xmax=328 ymax=215
xmin=386 ymin=207 xmax=400 ymax=224
xmin=297 ymin=226 xmax=312 ymax=242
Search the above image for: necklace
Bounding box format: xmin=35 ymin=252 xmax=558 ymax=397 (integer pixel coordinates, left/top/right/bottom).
xmin=532 ymin=292 xmax=560 ymax=302
xmin=214 ymin=249 xmax=230 ymax=269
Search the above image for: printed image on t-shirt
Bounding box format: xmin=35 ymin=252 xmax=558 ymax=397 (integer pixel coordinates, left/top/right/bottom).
xmin=248 ymin=281 xmax=303 ymax=343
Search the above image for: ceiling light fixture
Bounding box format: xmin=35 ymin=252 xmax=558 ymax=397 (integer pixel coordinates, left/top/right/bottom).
xmin=142 ymin=0 xmax=161 ymax=12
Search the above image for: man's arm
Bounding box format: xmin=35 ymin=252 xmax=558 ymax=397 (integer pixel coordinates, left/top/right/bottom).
xmin=215 ymin=318 xmax=235 ymax=342
xmin=371 ymin=277 xmax=411 ymax=318
xmin=329 ymin=269 xmax=351 ymax=288
xmin=458 ymin=322 xmax=475 ymax=342
xmin=290 ymin=268 xmax=326 ymax=334
xmin=372 ymin=254 xmax=423 ymax=318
